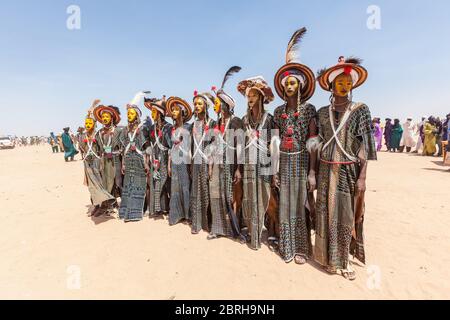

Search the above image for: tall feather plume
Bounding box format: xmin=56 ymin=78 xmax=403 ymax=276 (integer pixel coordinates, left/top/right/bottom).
xmin=203 ymin=92 xmax=215 ymax=102
xmin=345 ymin=56 xmax=363 ymax=65
xmin=286 ymin=27 xmax=307 ymax=63
xmin=88 ymin=99 xmax=101 ymax=115
xmin=130 ymin=91 xmax=151 ymax=106
xmin=220 ymin=66 xmax=241 ymax=90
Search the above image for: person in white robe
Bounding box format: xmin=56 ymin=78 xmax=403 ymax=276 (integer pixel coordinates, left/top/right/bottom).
xmin=400 ymin=118 xmax=416 ymax=152
xmin=413 ymin=116 xmax=426 ymax=153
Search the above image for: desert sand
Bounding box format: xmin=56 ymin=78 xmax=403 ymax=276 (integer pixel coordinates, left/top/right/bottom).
xmin=0 ymin=145 xmax=449 ymax=300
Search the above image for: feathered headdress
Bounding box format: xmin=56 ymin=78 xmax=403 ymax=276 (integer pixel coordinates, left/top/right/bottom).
xmin=127 ymin=91 xmax=150 ymax=117
xmin=144 ymin=95 xmax=166 ymax=115
xmin=317 ymin=56 xmax=364 ymax=79
xmin=128 ymin=91 xmax=150 ymax=107
xmin=93 ymin=103 xmax=121 ymax=125
xmin=317 ymin=56 xmax=368 ymax=91
xmin=219 ymin=66 xmax=241 ymax=92
xmin=193 ymin=91 xmax=215 ymax=110
xmin=213 ymin=66 xmax=241 ymax=110
xmin=286 ymin=27 xmax=307 ymax=64
xmin=274 ymin=27 xmax=315 ymax=101
xmin=88 ymin=99 xmax=101 ymax=114
xmin=86 ymin=99 xmax=100 ymax=121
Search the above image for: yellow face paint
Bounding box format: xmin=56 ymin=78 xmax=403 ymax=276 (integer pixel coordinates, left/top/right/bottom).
xmin=127 ymin=108 xmax=138 ymax=123
xmin=85 ymin=118 xmax=95 ymax=131
xmin=333 ymin=73 xmax=353 ymax=97
xmin=151 ymin=108 xmax=159 ymax=121
xmin=285 ymin=76 xmax=299 ymax=98
xmin=171 ymin=105 xmax=181 ymax=120
xmin=194 ymin=97 xmax=205 ymax=114
xmin=214 ymin=97 xmax=221 ymax=114
xmin=101 ymin=112 xmax=112 ymax=125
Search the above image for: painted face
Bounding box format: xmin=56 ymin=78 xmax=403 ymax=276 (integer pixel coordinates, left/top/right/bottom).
xmin=220 ymin=100 xmax=230 ymax=117
xmin=247 ymin=89 xmax=262 ymax=108
xmin=332 ymin=73 xmax=353 ymax=97
xmin=194 ymin=97 xmax=206 ymax=115
xmin=127 ymin=108 xmax=138 ymax=123
xmin=101 ymin=112 xmax=112 ymax=125
xmin=171 ymin=105 xmax=181 ymax=120
xmin=151 ymin=108 xmax=160 ymax=122
xmin=85 ymin=118 xmax=95 ymax=131
xmin=214 ymin=97 xmax=221 ymax=114
xmin=285 ymin=76 xmax=300 ymax=97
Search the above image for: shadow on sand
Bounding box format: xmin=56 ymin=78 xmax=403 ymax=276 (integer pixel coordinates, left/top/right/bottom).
xmin=423 ymin=167 xmax=450 ymax=173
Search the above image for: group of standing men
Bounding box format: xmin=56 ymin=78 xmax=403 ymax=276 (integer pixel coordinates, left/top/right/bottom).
xmin=79 ymin=27 xmax=377 ymax=281
xmin=372 ymin=115 xmax=450 ymax=156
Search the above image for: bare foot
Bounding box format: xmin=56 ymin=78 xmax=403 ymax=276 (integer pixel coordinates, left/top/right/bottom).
xmin=339 ymin=268 xmax=357 ymax=281
xmin=207 ymin=234 xmax=218 ymax=240
xmin=294 ymin=255 xmax=307 ymax=265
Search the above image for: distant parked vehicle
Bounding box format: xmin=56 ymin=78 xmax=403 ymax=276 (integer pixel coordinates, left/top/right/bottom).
xmin=0 ymin=136 xmax=15 ymax=149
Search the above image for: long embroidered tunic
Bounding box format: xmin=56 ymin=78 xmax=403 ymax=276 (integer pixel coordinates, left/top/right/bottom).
xmin=117 ymin=125 xmax=148 ymax=221
xmin=95 ymin=126 xmax=120 ymax=198
xmin=315 ymin=103 xmax=377 ymax=269
xmin=111 ymin=126 xmax=125 ymax=195
xmin=79 ymin=133 xmax=115 ymax=207
xmin=241 ymin=112 xmax=275 ymax=250
xmin=169 ymin=123 xmax=192 ymax=225
xmin=273 ymin=103 xmax=316 ymax=262
xmin=190 ymin=118 xmax=216 ymax=233
xmin=209 ymin=116 xmax=245 ymax=238
xmin=145 ymin=121 xmax=172 ymax=215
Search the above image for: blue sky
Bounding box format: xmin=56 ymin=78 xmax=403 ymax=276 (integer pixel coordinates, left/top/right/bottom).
xmin=0 ymin=0 xmax=449 ymax=136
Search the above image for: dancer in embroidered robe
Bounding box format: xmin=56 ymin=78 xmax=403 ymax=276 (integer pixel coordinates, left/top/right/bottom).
xmin=190 ymin=91 xmax=216 ymax=234
xmin=79 ymin=101 xmax=115 ymax=217
xmin=237 ymin=76 xmax=276 ymax=250
xmin=143 ymin=96 xmax=172 ymax=216
xmin=315 ymin=57 xmax=377 ymax=280
xmin=93 ymin=103 xmax=122 ymax=209
xmin=166 ymin=97 xmax=193 ymax=226
xmin=208 ymin=66 xmax=246 ymax=242
xmin=117 ymin=92 xmax=149 ymax=222
xmin=273 ymin=27 xmax=319 ymax=264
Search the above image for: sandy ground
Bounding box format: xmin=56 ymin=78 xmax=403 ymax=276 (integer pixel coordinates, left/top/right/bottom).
xmin=0 ymin=145 xmax=449 ymax=300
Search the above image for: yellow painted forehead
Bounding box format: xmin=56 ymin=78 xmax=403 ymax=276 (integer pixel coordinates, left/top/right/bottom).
xmin=287 ymin=76 xmax=299 ymax=83
xmin=194 ymin=97 xmax=205 ymax=104
xmin=334 ymin=73 xmax=353 ymax=82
